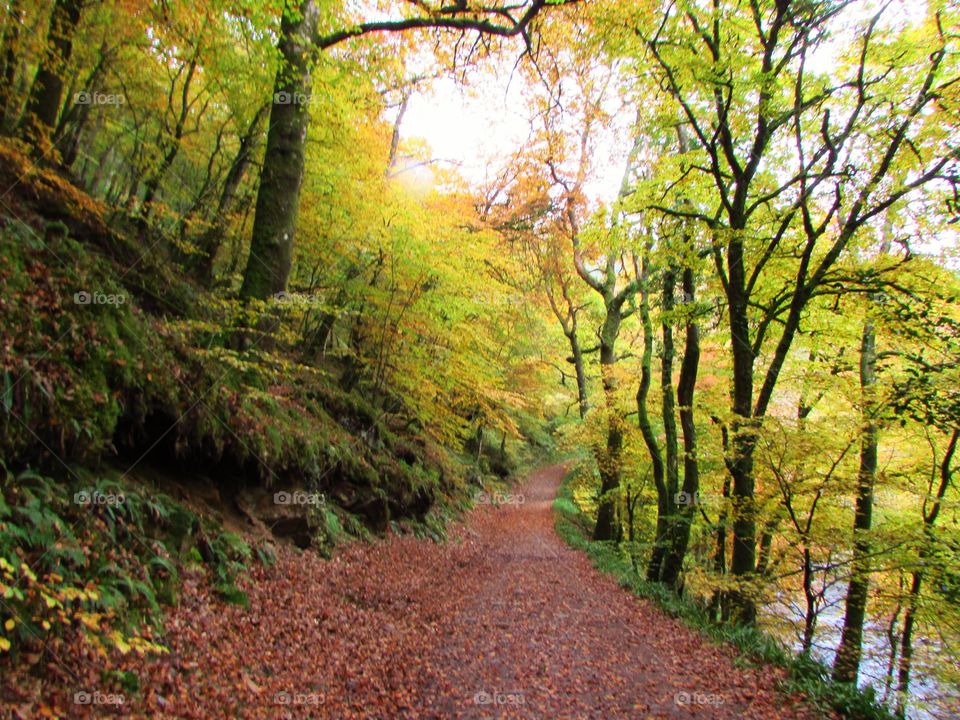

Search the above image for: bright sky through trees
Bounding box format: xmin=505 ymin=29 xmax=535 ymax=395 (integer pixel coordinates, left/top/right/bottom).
xmin=401 ymin=57 xmax=631 ymax=202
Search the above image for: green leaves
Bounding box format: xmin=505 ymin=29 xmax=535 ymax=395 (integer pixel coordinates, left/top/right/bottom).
xmin=0 ymin=463 xmax=270 ymax=663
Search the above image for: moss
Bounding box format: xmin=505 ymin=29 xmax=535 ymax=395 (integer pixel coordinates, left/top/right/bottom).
xmin=0 ymin=141 xmax=479 ymax=554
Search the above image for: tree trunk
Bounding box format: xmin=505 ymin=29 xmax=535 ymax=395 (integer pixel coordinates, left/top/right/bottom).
xmin=882 ymin=590 xmax=902 ymax=702
xmin=568 ymin=324 xmax=589 ymax=419
xmin=801 ymin=546 xmax=817 ymax=654
xmin=896 ymin=427 xmax=957 ymax=717
xmin=660 ymin=266 xmax=701 ymax=591
xmin=710 ymin=469 xmax=732 ymax=620
xmin=17 ymin=0 xmax=83 ymax=143
xmin=592 ymin=305 xmax=624 ymax=541
xmin=755 ymin=516 xmax=778 ymax=576
xmin=721 ymin=228 xmax=759 ymax=624
xmin=649 ymin=267 xmax=679 ymax=580
xmin=895 ymin=570 xmax=921 ymax=719
xmin=638 ymin=258 xmax=666 ymax=576
xmin=88 ymin=143 xmax=113 ymax=197
xmin=0 ymin=0 xmax=24 ymax=133
xmin=239 ymin=0 xmax=320 ymax=300
xmin=189 ymin=102 xmax=270 ymax=284
xmin=833 ymin=318 xmax=878 ymax=683
xmin=52 ymin=42 xmax=110 ymax=167
xmin=140 ymin=51 xmax=201 ymax=232
xmin=545 ymin=279 xmax=589 ymax=420
xmin=387 ymin=91 xmax=410 ymax=171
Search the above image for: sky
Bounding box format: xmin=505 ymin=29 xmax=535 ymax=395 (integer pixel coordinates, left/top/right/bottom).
xmin=398 ymin=55 xmax=630 ymax=205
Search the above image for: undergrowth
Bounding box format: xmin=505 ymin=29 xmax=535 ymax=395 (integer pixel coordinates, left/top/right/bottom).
xmin=0 ymin=219 xmax=458 ymax=537
xmin=0 ymin=463 xmax=267 ymax=662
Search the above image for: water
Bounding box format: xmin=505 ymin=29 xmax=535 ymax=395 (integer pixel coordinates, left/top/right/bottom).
xmin=762 ymin=580 xmax=959 ymax=720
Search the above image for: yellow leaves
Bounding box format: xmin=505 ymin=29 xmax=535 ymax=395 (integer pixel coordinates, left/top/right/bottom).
xmin=0 ymin=636 xmax=10 ymax=652
xmin=19 ymin=563 xmax=36 ymax=583
xmin=61 ymin=587 xmax=88 ymax=602
xmin=107 ymin=630 xmax=131 ymax=655
xmin=41 ymin=593 xmax=60 ymax=610
xmin=78 ymin=611 xmax=104 ymax=631
xmin=4 ymin=618 xmax=14 ymax=631
xmin=128 ymin=636 xmax=169 ymax=656
xmin=102 ymin=630 xmax=168 ymax=657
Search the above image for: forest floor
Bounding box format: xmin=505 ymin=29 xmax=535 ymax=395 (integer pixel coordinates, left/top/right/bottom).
xmin=8 ymin=465 xmax=828 ymax=719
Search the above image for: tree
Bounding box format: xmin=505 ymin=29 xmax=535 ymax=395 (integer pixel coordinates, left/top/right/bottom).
xmin=138 ymin=15 xmax=213 ymax=232
xmin=188 ymin=102 xmax=271 ymax=284
xmin=17 ymin=0 xmax=84 ymax=145
xmin=547 ymin=106 xmax=642 ymax=539
xmin=632 ymin=0 xmax=959 ymax=623
xmin=240 ymin=0 xmax=580 ymax=301
xmin=567 ymin=183 xmax=640 ymax=541
xmin=880 ymin=278 xmax=960 ymax=714
xmin=0 ymin=0 xmax=25 ymax=131
xmin=483 ymin=154 xmax=594 ymax=419
xmin=896 ymin=427 xmax=958 ymax=717
xmin=631 ymin=125 xmax=704 ymax=589
xmin=833 ymin=220 xmax=895 ymax=682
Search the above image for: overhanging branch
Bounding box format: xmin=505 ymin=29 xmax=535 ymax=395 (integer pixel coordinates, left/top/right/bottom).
xmin=315 ymin=0 xmax=578 ymax=50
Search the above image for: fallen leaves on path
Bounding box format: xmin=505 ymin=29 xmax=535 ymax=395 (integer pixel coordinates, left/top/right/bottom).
xmin=2 ymin=466 xmax=828 ymax=719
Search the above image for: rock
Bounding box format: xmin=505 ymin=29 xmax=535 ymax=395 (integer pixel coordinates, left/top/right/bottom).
xmin=236 ymin=487 xmax=313 ymax=549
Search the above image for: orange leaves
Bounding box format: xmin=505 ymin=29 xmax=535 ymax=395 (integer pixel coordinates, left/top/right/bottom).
xmin=3 ymin=466 xmax=826 ymax=718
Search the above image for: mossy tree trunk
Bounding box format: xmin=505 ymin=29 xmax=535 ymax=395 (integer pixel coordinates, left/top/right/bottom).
xmin=659 ymin=266 xmax=701 ymax=591
xmin=18 ymin=0 xmax=83 ymax=144
xmin=239 ymin=0 xmax=320 ymax=301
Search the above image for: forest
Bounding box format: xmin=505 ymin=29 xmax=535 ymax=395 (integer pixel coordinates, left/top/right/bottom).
xmin=0 ymin=0 xmax=957 ymax=718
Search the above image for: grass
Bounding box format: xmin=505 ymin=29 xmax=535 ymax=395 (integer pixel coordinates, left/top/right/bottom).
xmin=552 ymin=468 xmax=894 ymax=720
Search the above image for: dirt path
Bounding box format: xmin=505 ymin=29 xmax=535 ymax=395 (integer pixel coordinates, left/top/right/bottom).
xmin=19 ymin=465 xmax=825 ymax=718
xmin=410 ymin=466 xmax=820 ymax=719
